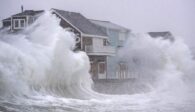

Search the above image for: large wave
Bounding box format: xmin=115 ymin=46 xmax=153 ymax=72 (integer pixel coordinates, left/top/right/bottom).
xmin=118 ymin=33 xmax=195 ymax=102
xmin=0 ymin=12 xmax=100 ymax=100
xmin=0 ymin=11 xmax=194 ymax=112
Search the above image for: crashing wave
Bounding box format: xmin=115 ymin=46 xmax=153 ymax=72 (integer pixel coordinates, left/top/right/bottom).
xmin=0 ymin=11 xmax=102 ymax=100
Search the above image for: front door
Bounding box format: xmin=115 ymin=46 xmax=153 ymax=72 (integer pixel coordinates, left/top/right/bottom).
xmin=98 ymin=62 xmax=106 ymax=79
xmin=90 ymin=61 xmax=98 ymax=79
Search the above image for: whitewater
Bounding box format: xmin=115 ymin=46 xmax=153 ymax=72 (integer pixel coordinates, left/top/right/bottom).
xmin=0 ymin=12 xmax=195 ymax=112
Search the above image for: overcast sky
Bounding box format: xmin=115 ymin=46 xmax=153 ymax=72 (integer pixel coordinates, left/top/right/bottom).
xmin=0 ymin=0 xmax=195 ymax=45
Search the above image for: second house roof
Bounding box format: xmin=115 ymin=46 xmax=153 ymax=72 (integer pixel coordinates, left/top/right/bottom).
xmin=52 ymin=9 xmax=107 ymax=37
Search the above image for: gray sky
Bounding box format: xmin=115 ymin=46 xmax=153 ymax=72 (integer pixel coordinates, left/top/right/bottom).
xmin=0 ymin=0 xmax=195 ymax=44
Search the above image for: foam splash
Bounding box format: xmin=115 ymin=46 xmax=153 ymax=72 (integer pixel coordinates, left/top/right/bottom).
xmin=0 ymin=11 xmax=194 ymax=112
xmin=0 ymin=11 xmax=98 ymax=100
xmin=118 ymin=34 xmax=195 ymax=102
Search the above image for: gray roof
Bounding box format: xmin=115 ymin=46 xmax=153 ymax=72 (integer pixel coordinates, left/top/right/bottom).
xmin=148 ymin=31 xmax=174 ymax=41
xmin=53 ymin=9 xmax=107 ymax=37
xmin=2 ymin=10 xmax=44 ymax=21
xmin=13 ymin=10 xmax=44 ymax=16
xmin=89 ymin=19 xmax=130 ymax=32
xmin=2 ymin=17 xmax=11 ymax=21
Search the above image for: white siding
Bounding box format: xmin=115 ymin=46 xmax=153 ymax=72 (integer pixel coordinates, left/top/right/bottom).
xmin=119 ymin=32 xmax=126 ymax=41
xmin=93 ymin=38 xmax=104 ymax=48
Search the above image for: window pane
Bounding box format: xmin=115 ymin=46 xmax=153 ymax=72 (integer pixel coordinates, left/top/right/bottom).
xmin=103 ymin=39 xmax=107 ymax=46
xmin=84 ymin=37 xmax=92 ymax=45
xmin=99 ymin=63 xmax=105 ymax=74
xmin=15 ymin=20 xmax=19 ymax=27
xmin=20 ymin=20 xmax=25 ymax=27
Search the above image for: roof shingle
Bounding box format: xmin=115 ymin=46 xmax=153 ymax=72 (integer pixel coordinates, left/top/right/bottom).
xmin=148 ymin=31 xmax=174 ymax=41
xmin=53 ymin=9 xmax=107 ymax=37
xmin=89 ymin=19 xmax=130 ymax=32
xmin=13 ymin=10 xmax=44 ymax=16
xmin=2 ymin=10 xmax=44 ymax=21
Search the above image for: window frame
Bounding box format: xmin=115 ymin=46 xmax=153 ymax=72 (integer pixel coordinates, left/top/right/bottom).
xmin=13 ymin=19 xmax=26 ymax=29
xmin=103 ymin=39 xmax=107 ymax=46
xmin=98 ymin=62 xmax=106 ymax=74
xmin=20 ymin=19 xmax=25 ymax=28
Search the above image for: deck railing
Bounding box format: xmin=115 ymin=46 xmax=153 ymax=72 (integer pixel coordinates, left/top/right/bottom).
xmin=85 ymin=45 xmax=115 ymax=56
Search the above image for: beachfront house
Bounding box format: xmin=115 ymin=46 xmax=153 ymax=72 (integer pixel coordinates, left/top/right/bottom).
xmin=2 ymin=9 xmax=44 ymax=31
xmin=90 ymin=19 xmax=131 ymax=79
xmin=51 ymin=9 xmax=115 ymax=80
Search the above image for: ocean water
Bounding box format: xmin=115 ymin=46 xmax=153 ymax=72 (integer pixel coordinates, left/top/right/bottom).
xmin=0 ymin=12 xmax=194 ymax=112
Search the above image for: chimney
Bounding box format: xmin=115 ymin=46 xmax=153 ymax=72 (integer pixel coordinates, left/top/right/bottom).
xmin=21 ymin=5 xmax=24 ymax=12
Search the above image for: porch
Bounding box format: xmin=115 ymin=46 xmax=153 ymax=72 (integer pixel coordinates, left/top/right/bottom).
xmin=89 ymin=56 xmax=107 ymax=80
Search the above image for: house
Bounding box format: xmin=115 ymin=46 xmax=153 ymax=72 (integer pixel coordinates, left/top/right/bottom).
xmin=1 ymin=8 xmax=116 ymax=80
xmin=2 ymin=9 xmax=44 ymax=31
xmin=51 ymin=9 xmax=115 ymax=80
xmin=148 ymin=31 xmax=174 ymax=42
xmin=89 ymin=19 xmax=131 ymax=79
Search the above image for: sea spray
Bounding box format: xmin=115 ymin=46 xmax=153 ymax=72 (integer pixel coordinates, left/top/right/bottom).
xmin=118 ymin=34 xmax=195 ymax=102
xmin=0 ymin=11 xmax=97 ymax=100
xmin=0 ymin=11 xmax=194 ymax=112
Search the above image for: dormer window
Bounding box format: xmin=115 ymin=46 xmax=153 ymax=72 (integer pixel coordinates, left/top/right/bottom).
xmin=20 ymin=20 xmax=25 ymax=27
xmin=14 ymin=19 xmax=25 ymax=29
xmin=15 ymin=20 xmax=19 ymax=28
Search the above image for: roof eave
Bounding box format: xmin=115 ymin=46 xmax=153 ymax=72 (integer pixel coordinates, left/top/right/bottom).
xmin=50 ymin=8 xmax=83 ymax=34
xmin=51 ymin=9 xmax=108 ymax=38
xmin=2 ymin=19 xmax=11 ymax=21
xmin=82 ymin=33 xmax=108 ymax=38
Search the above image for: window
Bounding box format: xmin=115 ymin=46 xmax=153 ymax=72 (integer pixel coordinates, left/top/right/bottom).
xmin=14 ymin=19 xmax=25 ymax=29
xmin=99 ymin=62 xmax=105 ymax=74
xmin=103 ymin=39 xmax=107 ymax=46
xmin=119 ymin=63 xmax=127 ymax=71
xmin=20 ymin=20 xmax=25 ymax=27
xmin=15 ymin=20 xmax=19 ymax=28
xmin=119 ymin=33 xmax=126 ymax=41
xmin=118 ymin=62 xmax=128 ymax=79
xmin=84 ymin=37 xmax=92 ymax=45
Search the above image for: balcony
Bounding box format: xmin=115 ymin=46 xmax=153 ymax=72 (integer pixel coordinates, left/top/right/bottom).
xmin=85 ymin=45 xmax=115 ymax=56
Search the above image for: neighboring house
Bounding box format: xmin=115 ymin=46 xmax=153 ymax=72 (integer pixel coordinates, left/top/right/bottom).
xmin=51 ymin=9 xmax=115 ymax=80
xmin=148 ymin=31 xmax=174 ymax=42
xmin=90 ymin=19 xmax=131 ymax=79
xmin=2 ymin=10 xmax=44 ymax=31
xmin=1 ymin=8 xmax=116 ymax=80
